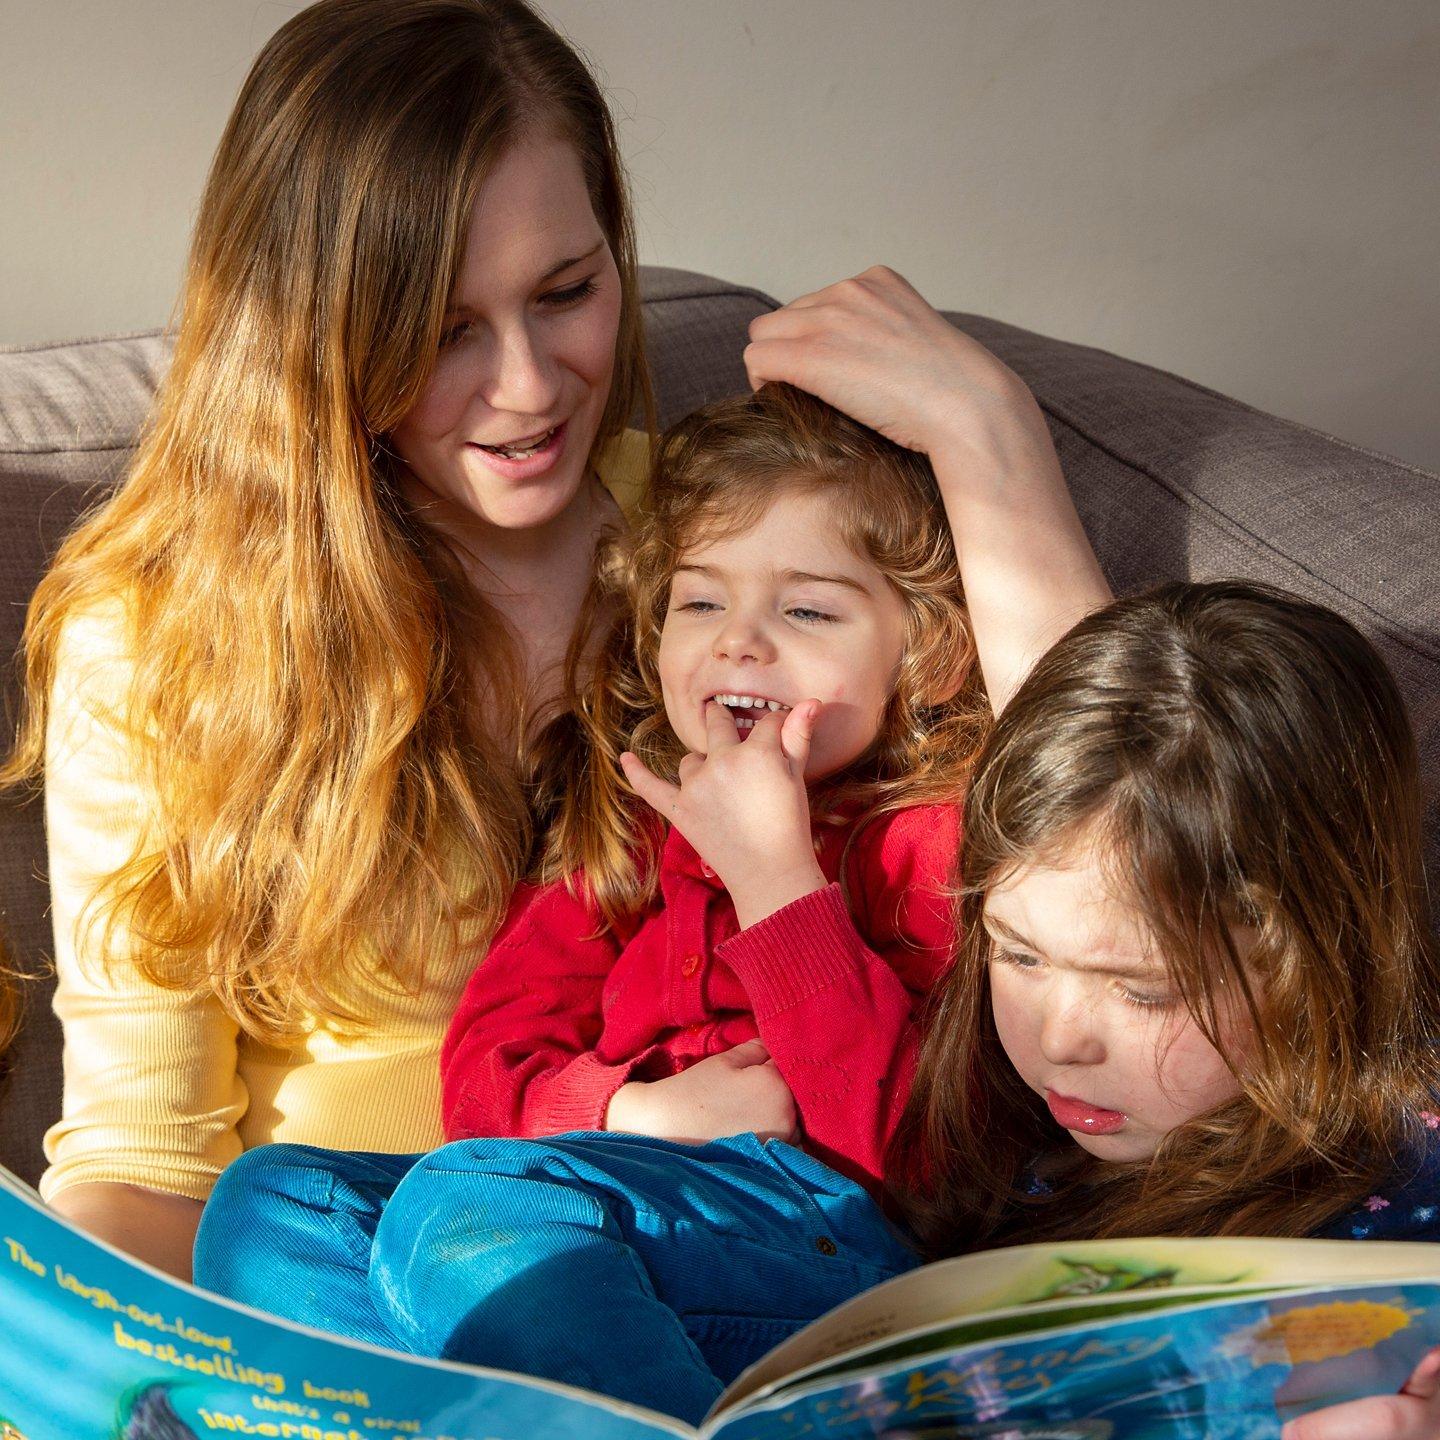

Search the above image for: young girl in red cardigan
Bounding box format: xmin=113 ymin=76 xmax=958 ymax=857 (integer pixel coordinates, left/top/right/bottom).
xmin=197 ymin=383 xmax=1039 ymax=1419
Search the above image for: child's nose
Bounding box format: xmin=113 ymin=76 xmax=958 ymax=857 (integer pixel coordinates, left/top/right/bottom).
xmin=1037 ymin=982 xmax=1107 ymax=1068
xmin=712 ymin=616 xmax=776 ymax=665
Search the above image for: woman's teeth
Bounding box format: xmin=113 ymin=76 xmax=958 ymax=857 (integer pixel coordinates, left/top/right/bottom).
xmin=479 ymin=427 xmax=555 ymax=459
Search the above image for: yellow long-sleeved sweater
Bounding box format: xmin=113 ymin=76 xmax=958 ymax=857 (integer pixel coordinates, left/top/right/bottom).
xmin=39 ymin=431 xmax=649 ymax=1204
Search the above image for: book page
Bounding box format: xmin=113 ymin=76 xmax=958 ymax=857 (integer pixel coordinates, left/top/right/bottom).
xmin=708 ymin=1278 xmax=1440 ymax=1440
xmin=712 ymin=1234 xmax=1440 ymax=1417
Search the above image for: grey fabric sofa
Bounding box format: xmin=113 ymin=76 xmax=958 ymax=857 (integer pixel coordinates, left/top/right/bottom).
xmin=1 ymin=266 xmax=1436 ymax=1188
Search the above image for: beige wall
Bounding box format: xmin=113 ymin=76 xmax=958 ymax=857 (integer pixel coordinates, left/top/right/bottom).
xmin=4 ymin=1 xmax=1436 ymax=471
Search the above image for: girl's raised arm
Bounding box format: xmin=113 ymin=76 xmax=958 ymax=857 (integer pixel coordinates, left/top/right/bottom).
xmin=744 ymin=266 xmax=1111 ymax=712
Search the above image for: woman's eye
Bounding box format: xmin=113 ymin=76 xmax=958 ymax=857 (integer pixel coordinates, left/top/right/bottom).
xmin=787 ymin=606 xmax=838 ymax=625
xmin=439 ymin=321 xmax=471 ymax=350
xmin=540 ymin=277 xmax=598 ymax=308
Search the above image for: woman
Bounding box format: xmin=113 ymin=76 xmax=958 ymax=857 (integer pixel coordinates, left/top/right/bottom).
xmin=0 ymin=0 xmax=1107 ymax=1280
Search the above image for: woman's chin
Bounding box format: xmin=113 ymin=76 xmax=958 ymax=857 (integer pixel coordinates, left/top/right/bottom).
xmin=457 ymin=458 xmax=591 ymax=533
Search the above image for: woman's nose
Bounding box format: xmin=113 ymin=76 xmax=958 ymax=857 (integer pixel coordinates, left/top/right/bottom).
xmin=484 ymin=320 xmax=561 ymax=417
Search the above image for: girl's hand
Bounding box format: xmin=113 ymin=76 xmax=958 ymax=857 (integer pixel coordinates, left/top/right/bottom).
xmin=605 ymin=1041 xmax=799 ymax=1145
xmin=620 ymin=700 xmax=828 ymax=929
xmin=743 ymin=264 xmax=1049 ymax=471
xmin=1281 ymin=1346 xmax=1440 ymax=1439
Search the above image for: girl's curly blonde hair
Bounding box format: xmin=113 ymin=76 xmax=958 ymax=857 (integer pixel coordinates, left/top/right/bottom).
xmin=530 ymin=383 xmax=989 ymax=934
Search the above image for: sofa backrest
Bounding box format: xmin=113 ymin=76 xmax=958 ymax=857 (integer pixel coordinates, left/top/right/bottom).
xmin=0 ymin=269 xmax=1435 ymax=1186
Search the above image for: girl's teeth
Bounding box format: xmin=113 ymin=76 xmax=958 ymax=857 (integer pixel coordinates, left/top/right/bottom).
xmin=713 ymin=693 xmax=791 ymax=712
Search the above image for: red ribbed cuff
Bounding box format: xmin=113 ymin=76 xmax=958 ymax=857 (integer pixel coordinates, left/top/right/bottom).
xmin=527 ymin=1052 xmax=646 ymax=1135
xmin=716 ymin=884 xmax=870 ymax=1019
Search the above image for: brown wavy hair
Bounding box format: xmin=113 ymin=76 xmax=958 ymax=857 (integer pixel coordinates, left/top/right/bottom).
xmin=891 ymin=580 xmax=1440 ymax=1255
xmin=0 ymin=0 xmax=651 ymax=1041
xmin=530 ymin=383 xmax=990 ymax=933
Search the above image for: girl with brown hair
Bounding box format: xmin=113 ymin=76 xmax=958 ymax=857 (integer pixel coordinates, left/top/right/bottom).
xmin=891 ymin=579 xmax=1440 ymax=1440
xmin=1 ymin=0 xmax=1108 ymax=1283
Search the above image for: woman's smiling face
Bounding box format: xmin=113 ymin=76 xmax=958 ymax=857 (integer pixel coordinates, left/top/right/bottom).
xmin=657 ymin=487 xmax=908 ymax=779
xmin=390 ymin=128 xmax=621 ymax=535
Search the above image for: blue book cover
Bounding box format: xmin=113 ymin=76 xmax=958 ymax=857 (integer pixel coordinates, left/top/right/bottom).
xmin=0 ymin=1164 xmax=684 ymax=1440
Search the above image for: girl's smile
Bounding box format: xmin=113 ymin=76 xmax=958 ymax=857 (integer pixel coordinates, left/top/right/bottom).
xmin=657 ymin=488 xmax=908 ymax=778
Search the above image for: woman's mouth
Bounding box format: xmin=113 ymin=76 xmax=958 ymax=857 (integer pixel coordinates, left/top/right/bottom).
xmin=1046 ymin=1089 xmax=1126 ymax=1136
xmin=467 ymin=422 xmax=567 ymax=477
xmin=709 ymin=692 xmax=792 ymax=738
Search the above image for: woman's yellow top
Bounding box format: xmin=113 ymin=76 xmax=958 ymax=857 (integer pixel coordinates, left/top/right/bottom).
xmin=39 ymin=430 xmax=650 ymax=1204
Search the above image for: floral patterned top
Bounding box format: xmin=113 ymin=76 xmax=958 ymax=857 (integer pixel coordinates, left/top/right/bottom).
xmin=1315 ymin=1111 xmax=1440 ymax=1242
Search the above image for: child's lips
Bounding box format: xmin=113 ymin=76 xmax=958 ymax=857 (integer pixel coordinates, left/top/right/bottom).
xmin=1046 ymin=1089 xmax=1126 ymax=1136
xmin=705 ymin=693 xmax=792 ymax=741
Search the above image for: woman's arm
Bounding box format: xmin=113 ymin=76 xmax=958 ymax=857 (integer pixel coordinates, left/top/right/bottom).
xmin=42 ymin=598 xmax=247 ymax=1257
xmin=744 ymin=266 xmax=1112 ymax=712
xmin=49 ymin=1182 xmax=204 ymax=1282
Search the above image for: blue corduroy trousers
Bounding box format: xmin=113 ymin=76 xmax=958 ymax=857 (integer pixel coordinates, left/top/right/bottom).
xmin=195 ymin=1130 xmax=918 ymax=1425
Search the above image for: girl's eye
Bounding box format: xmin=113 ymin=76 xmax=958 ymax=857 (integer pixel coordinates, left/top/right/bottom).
xmin=994 ymin=947 xmax=1043 ymax=973
xmin=787 ymin=606 xmax=838 ymax=625
xmin=1116 ymin=981 xmax=1178 ymax=1011
xmin=540 ymin=277 xmax=599 ymax=308
xmin=675 ymin=599 xmax=719 ymax=615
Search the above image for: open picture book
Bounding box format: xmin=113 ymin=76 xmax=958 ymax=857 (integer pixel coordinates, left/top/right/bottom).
xmin=2 ymin=1159 xmax=1438 ymax=1440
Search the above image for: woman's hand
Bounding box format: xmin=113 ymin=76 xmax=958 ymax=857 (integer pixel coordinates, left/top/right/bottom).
xmin=605 ymin=1041 xmax=799 ymax=1146
xmin=746 ymin=266 xmax=1112 ymax=712
xmin=1281 ymin=1347 xmax=1440 ymax=1439
xmin=743 ymin=264 xmax=1046 ymax=468
xmin=620 ymin=700 xmax=827 ymax=929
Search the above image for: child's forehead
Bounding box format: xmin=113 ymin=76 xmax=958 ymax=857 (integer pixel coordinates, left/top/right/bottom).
xmin=675 ymin=487 xmax=860 ymax=566
xmin=984 ymin=850 xmax=1158 ymax=970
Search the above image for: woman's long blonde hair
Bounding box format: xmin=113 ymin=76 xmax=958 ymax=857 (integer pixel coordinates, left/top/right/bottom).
xmin=530 ymin=383 xmax=990 ymax=934
xmin=891 ymin=581 xmax=1440 ymax=1254
xmin=0 ymin=0 xmax=650 ymax=1040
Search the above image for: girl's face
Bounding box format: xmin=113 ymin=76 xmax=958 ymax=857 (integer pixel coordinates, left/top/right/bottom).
xmin=985 ymin=841 xmax=1248 ymax=1164
xmin=657 ymin=488 xmax=908 ymax=779
xmin=391 ymin=129 xmax=622 ymax=535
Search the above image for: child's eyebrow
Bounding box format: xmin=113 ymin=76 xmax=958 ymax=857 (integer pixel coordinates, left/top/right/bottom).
xmin=983 ymin=914 xmax=1159 ymax=979
xmin=672 ymin=563 xmax=874 ymax=597
xmin=781 ymin=569 xmax=874 ymax=597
